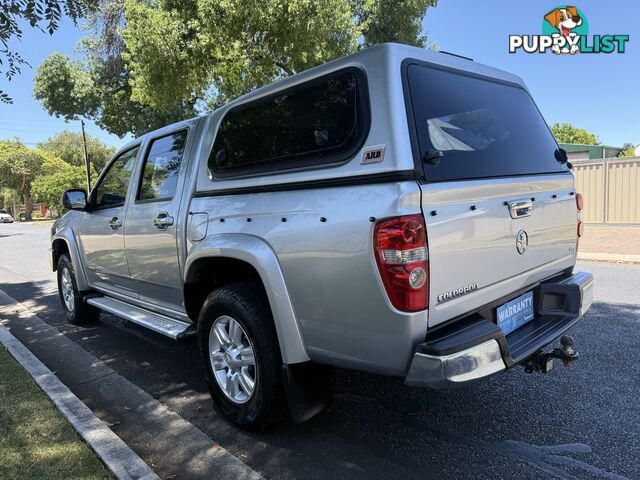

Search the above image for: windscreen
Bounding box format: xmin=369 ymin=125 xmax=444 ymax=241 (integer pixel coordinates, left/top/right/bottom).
xmin=407 ymin=64 xmax=568 ymax=181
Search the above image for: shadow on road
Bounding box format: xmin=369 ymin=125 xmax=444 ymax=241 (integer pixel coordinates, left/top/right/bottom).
xmin=1 ymin=275 xmax=637 ymax=480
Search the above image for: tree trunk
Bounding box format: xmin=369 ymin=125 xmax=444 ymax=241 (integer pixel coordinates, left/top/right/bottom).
xmin=23 ymin=193 xmax=33 ymax=221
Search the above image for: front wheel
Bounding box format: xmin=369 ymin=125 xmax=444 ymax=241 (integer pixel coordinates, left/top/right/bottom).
xmin=197 ymin=282 xmax=286 ymax=430
xmin=57 ymin=254 xmax=100 ymax=324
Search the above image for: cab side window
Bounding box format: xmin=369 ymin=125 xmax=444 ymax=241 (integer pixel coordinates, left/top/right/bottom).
xmin=138 ymin=131 xmax=187 ymax=202
xmin=93 ymin=147 xmax=139 ymax=208
xmin=208 ymin=68 xmax=368 ymax=177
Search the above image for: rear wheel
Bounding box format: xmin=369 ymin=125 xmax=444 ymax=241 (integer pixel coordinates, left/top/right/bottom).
xmin=57 ymin=254 xmax=100 ymax=324
xmin=197 ymin=282 xmax=286 ymax=430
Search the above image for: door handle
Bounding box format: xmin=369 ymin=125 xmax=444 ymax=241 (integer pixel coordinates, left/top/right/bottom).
xmin=109 ymin=216 xmax=122 ymax=230
xmin=508 ymin=199 xmax=533 ymax=219
xmin=153 ymin=212 xmax=174 ymax=230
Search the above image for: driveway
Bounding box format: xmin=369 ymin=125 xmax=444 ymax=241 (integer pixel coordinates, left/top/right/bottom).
xmin=1 ymin=222 xmax=638 ymax=479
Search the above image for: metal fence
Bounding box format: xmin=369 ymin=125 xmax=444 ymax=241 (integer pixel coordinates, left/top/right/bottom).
xmin=572 ymin=157 xmax=640 ymax=225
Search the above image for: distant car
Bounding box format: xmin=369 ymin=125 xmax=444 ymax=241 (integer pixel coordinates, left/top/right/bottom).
xmin=0 ymin=209 xmax=13 ymax=223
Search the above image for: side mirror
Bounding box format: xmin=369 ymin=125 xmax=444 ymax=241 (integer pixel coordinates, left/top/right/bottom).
xmin=61 ymin=189 xmax=88 ymax=210
xmin=554 ymin=148 xmax=568 ymax=164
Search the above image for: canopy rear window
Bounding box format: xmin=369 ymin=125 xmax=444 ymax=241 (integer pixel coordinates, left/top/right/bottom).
xmin=406 ymin=63 xmax=568 ymax=182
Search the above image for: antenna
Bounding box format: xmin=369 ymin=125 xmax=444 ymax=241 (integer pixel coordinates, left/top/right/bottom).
xmin=439 ymin=50 xmax=474 ymax=61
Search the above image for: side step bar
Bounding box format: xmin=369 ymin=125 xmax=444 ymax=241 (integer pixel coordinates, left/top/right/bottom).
xmin=85 ymin=296 xmax=194 ymax=340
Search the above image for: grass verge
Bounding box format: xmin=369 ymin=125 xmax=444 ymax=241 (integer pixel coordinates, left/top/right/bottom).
xmin=0 ymin=346 xmax=113 ymax=480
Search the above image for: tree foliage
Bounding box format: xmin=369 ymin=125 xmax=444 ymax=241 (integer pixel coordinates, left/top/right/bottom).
xmin=550 ymin=123 xmax=600 ymax=145
xmin=33 ymin=52 xmax=195 ymax=137
xmin=32 ymin=155 xmax=91 ymax=215
xmin=33 ymin=53 xmax=100 ymax=118
xmin=32 ymin=0 xmax=197 ymax=137
xmin=0 ymin=140 xmax=45 ymax=219
xmin=0 ymin=0 xmax=97 ymax=103
xmin=33 ymin=0 xmax=437 ymax=136
xmin=38 ymin=130 xmax=115 ymax=173
xmin=356 ymin=0 xmax=438 ymax=48
xmin=122 ymin=0 xmax=361 ymax=109
xmin=618 ymin=143 xmax=637 ymax=158
xmin=123 ymin=0 xmax=438 ymax=109
xmin=0 ymin=187 xmax=21 ymax=214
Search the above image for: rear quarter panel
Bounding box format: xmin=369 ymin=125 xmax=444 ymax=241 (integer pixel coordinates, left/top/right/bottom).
xmin=188 ymin=181 xmax=428 ymax=375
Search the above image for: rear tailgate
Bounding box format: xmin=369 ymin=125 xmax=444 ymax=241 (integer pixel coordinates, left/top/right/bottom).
xmin=404 ymin=61 xmax=578 ymax=328
xmin=421 ymin=174 xmax=577 ymax=327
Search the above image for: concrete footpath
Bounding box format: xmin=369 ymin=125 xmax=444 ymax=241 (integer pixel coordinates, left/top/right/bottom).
xmin=578 ymin=225 xmax=640 ymax=263
xmin=0 ymin=288 xmax=263 ymax=480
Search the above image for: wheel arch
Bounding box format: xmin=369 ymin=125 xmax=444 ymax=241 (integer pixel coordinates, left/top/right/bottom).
xmin=184 ymin=234 xmax=309 ymax=364
xmin=51 ymin=228 xmax=90 ymax=291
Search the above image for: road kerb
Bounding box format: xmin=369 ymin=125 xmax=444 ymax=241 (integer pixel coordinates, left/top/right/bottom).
xmin=578 ymin=252 xmax=640 ymax=264
xmin=0 ymin=323 xmax=160 ymax=480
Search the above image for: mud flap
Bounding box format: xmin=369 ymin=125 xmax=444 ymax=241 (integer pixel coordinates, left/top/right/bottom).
xmin=282 ymin=362 xmax=332 ymax=424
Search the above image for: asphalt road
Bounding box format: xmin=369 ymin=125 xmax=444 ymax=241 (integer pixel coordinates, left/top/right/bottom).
xmin=1 ymin=222 xmax=639 ymax=480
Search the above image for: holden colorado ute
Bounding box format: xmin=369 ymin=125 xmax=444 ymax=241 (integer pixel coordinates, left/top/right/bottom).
xmin=50 ymin=43 xmax=593 ymax=430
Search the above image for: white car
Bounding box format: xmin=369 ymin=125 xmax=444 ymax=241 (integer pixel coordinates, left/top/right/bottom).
xmin=0 ymin=209 xmax=13 ymax=223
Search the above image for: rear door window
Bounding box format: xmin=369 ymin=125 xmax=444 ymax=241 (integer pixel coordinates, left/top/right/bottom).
xmin=406 ymin=63 xmax=568 ymax=182
xmin=138 ymin=131 xmax=187 ymax=202
xmin=208 ymin=69 xmax=368 ymax=177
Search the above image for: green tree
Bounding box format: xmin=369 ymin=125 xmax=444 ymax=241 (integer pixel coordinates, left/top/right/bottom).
xmin=32 ymin=155 xmax=91 ymax=217
xmin=618 ymin=143 xmax=637 ymax=158
xmin=550 ymin=123 xmax=600 ymax=145
xmin=33 ymin=0 xmax=437 ymax=136
xmin=356 ymin=0 xmax=439 ymax=48
xmin=33 ymin=51 xmax=195 ymax=137
xmin=0 ymin=141 xmax=45 ymax=220
xmin=39 ymin=130 xmax=115 ymax=174
xmin=0 ymin=188 xmax=20 ymax=216
xmin=32 ymin=53 xmax=100 ymax=118
xmin=0 ymin=0 xmax=97 ymax=103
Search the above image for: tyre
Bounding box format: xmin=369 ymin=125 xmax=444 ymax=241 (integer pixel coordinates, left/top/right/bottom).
xmin=197 ymin=282 xmax=286 ymax=430
xmin=57 ymin=254 xmax=100 ymax=324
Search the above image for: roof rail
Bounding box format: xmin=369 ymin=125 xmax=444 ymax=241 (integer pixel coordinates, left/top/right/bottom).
xmin=439 ymin=50 xmax=474 ymax=61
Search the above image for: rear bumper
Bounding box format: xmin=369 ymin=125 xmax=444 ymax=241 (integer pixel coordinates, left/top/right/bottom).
xmin=405 ymin=271 xmax=593 ymax=389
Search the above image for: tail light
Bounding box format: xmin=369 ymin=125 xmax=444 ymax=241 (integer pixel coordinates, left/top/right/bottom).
xmin=374 ymin=214 xmax=428 ymax=312
xmin=576 ymin=192 xmax=584 ymax=250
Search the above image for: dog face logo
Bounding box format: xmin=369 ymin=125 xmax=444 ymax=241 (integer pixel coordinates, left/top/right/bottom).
xmin=544 ymin=6 xmax=583 ymax=54
xmin=545 ymin=6 xmax=583 ymax=37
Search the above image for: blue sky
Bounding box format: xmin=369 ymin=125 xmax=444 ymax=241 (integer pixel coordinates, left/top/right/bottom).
xmin=425 ymin=1 xmax=638 ymax=147
xmin=0 ymin=0 xmax=637 ymax=149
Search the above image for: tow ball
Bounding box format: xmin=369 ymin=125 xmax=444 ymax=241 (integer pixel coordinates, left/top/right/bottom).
xmin=523 ymin=335 xmax=578 ymax=374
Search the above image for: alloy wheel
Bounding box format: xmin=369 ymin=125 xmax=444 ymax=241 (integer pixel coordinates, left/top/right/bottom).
xmin=61 ymin=267 xmax=75 ymax=312
xmin=208 ymin=315 xmax=257 ymax=404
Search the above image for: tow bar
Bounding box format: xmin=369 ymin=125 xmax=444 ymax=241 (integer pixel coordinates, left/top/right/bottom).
xmin=523 ymin=335 xmax=578 ymax=374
